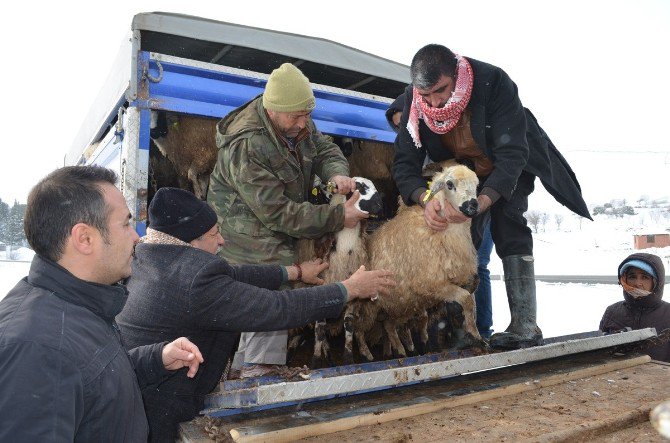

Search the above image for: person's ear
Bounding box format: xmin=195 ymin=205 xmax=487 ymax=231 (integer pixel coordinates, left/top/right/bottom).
xmin=69 ymin=223 xmax=98 ymax=255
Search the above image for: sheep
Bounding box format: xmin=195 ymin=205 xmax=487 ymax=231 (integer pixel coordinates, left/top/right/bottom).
xmin=149 ymin=111 xmax=218 ymax=199
xmin=310 ymin=199 xmax=374 ymax=367
xmin=344 ymin=138 xmax=399 ymax=220
xmin=368 ymin=160 xmax=486 ymax=358
xmin=293 ymin=177 xmax=385 ymax=367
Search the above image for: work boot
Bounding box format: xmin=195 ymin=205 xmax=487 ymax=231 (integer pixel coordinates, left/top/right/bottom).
xmin=489 ymin=255 xmax=543 ymax=350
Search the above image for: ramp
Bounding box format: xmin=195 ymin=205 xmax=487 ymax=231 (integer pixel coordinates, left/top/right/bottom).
xmin=203 ymin=328 xmax=657 ymax=417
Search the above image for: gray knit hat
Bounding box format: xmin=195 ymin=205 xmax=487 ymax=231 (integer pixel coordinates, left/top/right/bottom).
xmin=262 ymin=63 xmax=316 ymax=112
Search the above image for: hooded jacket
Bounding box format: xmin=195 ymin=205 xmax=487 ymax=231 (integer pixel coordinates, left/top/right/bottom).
xmin=207 ymin=95 xmax=349 ymax=265
xmin=599 ymin=253 xmax=669 ymax=362
xmin=391 ymin=58 xmax=591 ymax=220
xmin=0 ymin=255 xmax=169 ymax=442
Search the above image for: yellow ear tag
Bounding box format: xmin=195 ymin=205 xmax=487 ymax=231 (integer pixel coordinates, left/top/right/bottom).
xmin=311 ymin=188 xmax=318 ymax=196
xmin=422 ymin=189 xmax=433 ymax=203
xmin=326 ymin=181 xmax=337 ymax=194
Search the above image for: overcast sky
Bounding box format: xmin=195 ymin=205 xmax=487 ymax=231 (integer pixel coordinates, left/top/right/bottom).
xmin=1 ymin=0 xmax=668 ymax=205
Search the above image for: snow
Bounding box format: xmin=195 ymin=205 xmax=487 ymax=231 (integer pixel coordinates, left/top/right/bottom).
xmin=0 ymin=260 xmax=30 ymax=299
xmin=0 ymin=206 xmax=668 ymax=339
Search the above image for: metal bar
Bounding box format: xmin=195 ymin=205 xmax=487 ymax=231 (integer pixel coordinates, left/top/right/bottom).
xmin=347 ymin=76 xmax=377 ymax=90
xmin=202 ymin=328 xmax=656 ymax=415
xmin=210 ymin=44 xmax=233 ymax=64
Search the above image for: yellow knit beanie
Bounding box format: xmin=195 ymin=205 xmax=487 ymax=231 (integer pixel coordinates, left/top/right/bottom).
xmin=262 ymin=63 xmax=316 ymax=112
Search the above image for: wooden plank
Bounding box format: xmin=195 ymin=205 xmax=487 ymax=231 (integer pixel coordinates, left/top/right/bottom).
xmin=534 ymin=401 xmax=662 ymax=442
xmin=228 ymin=355 xmax=651 ymax=442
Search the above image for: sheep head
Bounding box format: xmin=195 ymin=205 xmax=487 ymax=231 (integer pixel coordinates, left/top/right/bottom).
xmin=325 ymin=177 xmax=384 ymax=217
xmin=351 ymin=177 xmax=383 ymax=216
xmin=429 ymin=164 xmax=479 ymax=218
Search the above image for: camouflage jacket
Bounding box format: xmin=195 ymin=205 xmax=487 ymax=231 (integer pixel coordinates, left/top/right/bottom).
xmin=208 ymin=96 xmax=348 ymax=265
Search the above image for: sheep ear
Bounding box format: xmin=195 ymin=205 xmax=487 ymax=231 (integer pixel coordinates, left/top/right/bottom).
xmin=430 ymin=181 xmax=445 ymax=195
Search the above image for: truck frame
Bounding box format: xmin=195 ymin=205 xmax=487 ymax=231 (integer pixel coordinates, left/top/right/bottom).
xmin=67 ymin=11 xmax=409 ymax=235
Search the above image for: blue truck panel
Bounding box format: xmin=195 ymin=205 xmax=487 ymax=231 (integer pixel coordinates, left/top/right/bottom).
xmin=132 ymin=55 xmax=396 ymax=143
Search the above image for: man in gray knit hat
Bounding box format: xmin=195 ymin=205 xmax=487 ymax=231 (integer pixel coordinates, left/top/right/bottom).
xmin=208 ymin=63 xmax=367 ymax=377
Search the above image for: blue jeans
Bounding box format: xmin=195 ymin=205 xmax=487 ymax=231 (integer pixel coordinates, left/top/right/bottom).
xmin=475 ymin=222 xmax=493 ymax=338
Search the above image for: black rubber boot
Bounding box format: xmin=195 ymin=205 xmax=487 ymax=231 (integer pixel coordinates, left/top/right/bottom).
xmin=489 ymin=255 xmax=543 ymax=350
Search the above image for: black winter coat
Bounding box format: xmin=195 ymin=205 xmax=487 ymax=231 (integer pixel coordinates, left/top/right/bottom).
xmin=0 ymin=255 xmax=169 ymax=442
xmin=116 ymin=243 xmax=347 ymax=442
xmin=600 ymin=253 xmax=669 ymax=362
xmin=392 ymin=57 xmax=591 ymax=219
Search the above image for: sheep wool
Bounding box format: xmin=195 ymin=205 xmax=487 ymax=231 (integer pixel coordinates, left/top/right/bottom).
xmin=262 ymin=63 xmax=316 ymax=112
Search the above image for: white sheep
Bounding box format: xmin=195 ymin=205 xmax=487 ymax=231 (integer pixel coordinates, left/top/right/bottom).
xmin=368 ymin=161 xmax=485 ymax=357
xmin=295 ymin=177 xmax=385 ymax=366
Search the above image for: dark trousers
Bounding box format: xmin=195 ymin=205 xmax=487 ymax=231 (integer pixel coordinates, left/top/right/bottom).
xmin=143 ymin=389 xmax=201 ymax=443
xmin=472 ymin=170 xmax=535 ymax=258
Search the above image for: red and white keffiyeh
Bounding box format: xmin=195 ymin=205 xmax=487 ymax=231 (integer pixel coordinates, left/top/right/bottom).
xmin=407 ymin=54 xmax=474 ymax=148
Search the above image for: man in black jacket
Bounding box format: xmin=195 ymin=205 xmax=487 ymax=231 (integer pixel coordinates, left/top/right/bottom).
xmin=393 ymin=44 xmax=591 ymax=350
xmin=117 ymin=187 xmax=394 ymax=442
xmin=0 ymin=166 xmax=204 ymax=442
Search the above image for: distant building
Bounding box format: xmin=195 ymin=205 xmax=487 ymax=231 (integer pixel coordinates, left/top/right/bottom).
xmin=633 ymin=233 xmax=670 ymax=249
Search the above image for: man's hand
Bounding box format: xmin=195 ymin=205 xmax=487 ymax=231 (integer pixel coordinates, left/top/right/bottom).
xmin=162 ymin=337 xmax=204 ymax=378
xmin=329 ymin=175 xmax=356 ymax=195
xmin=298 ymin=258 xmax=329 ymax=285
xmin=477 ymin=194 xmax=492 ymax=214
xmin=342 ymin=265 xmax=396 ymax=300
xmin=391 ymin=111 xmax=402 ymax=129
xmin=421 ymin=192 xmax=449 ymax=231
xmin=343 ymin=190 xmax=369 ymax=228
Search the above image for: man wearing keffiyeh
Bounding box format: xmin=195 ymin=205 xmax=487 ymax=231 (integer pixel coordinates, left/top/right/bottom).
xmin=391 ymin=44 xmax=592 ymax=350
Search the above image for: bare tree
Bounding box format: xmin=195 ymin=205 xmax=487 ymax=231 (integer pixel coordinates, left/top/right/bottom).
xmin=526 ymin=210 xmax=541 ymax=233
xmin=554 ymin=213 xmax=564 ymax=231
xmin=540 ymin=212 xmax=549 ymax=232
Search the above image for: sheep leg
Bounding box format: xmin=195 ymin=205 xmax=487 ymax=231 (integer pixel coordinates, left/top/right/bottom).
xmin=382 ymin=336 xmax=392 ymax=359
xmin=397 ymin=324 xmax=416 ymax=356
xmin=443 ymin=285 xmax=487 ymax=351
xmin=343 ymin=311 xmax=355 ymax=365
xmin=355 ymin=330 xmax=375 ymax=361
xmin=415 ymin=310 xmax=430 ymax=355
xmin=311 ymin=321 xmax=331 ymax=369
xmin=288 ymin=334 xmax=303 ymax=353
xmin=383 ymin=320 xmax=406 ymax=358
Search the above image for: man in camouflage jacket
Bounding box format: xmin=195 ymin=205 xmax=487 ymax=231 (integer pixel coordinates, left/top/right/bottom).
xmin=208 ymin=63 xmax=367 ymax=375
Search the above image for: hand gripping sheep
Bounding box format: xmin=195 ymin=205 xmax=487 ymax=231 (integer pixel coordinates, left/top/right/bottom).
xmin=368 ymin=161 xmax=486 ymax=358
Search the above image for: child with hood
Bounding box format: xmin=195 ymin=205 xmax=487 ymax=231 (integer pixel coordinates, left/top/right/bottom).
xmin=599 ymin=253 xmax=669 ymax=362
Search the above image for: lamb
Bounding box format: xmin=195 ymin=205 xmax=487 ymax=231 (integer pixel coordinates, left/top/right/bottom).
xmin=296 ymin=177 xmax=385 ymax=367
xmin=368 ymin=160 xmax=486 ymax=357
xmin=149 ymin=111 xmax=219 ymax=199
xmin=345 ymin=138 xmax=398 ymax=220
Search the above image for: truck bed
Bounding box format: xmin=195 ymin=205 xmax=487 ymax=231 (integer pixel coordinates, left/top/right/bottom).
xmin=179 ymin=329 xmax=669 ymax=442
